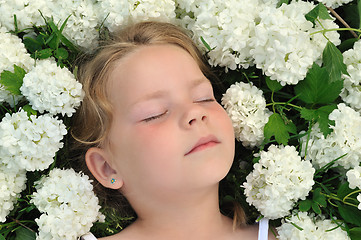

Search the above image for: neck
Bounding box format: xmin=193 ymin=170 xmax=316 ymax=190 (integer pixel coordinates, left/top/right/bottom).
xmin=124 ymin=184 xmax=234 ymax=240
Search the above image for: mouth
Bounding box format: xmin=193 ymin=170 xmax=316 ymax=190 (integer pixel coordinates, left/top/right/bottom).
xmin=185 ymin=135 xmax=220 ymax=156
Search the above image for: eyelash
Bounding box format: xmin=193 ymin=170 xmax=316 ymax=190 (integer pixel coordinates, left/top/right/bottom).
xmin=142 ymin=99 xmax=215 ymax=122
xmin=143 ymin=111 xmax=168 ymax=122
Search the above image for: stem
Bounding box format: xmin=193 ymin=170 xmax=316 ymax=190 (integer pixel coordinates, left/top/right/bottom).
xmin=327 ymin=6 xmax=359 ymax=38
xmin=310 ymin=28 xmax=361 ymax=36
xmin=266 ymin=101 xmax=303 ymax=110
xmin=343 ymin=189 xmax=361 ymax=202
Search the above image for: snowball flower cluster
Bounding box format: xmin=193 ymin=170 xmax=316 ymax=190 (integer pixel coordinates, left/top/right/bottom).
xmin=221 ymin=82 xmax=271 ymax=148
xmin=346 ymin=166 xmax=361 ymax=189
xmin=0 ymin=0 xmax=47 ymax=31
xmin=277 ymin=211 xmax=350 ymax=240
xmin=0 ymin=0 xmax=100 ymax=49
xmin=301 ymin=103 xmax=361 ymax=169
xmin=0 ymin=163 xmax=26 ymax=222
xmin=0 ymin=110 xmax=67 ymax=171
xmin=341 ymin=40 xmax=361 ymax=111
xmin=243 ymin=145 xmax=315 ymax=219
xmin=31 ymin=168 xmax=104 ymax=240
xmin=176 ymin=0 xmax=260 ymax=70
xmin=97 ymin=0 xmax=176 ymax=32
xmin=0 ymin=27 xmax=34 ymax=106
xmin=250 ymin=1 xmax=340 ymax=85
xmin=20 ymin=59 xmax=84 ymax=117
xmin=317 ymin=0 xmax=353 ymax=9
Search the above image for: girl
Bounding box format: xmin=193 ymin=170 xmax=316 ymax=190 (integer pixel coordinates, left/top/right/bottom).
xmin=72 ymin=21 xmax=276 ymax=240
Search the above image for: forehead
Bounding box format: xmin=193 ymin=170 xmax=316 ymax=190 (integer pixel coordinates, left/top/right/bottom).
xmin=107 ymin=44 xmax=205 ymax=105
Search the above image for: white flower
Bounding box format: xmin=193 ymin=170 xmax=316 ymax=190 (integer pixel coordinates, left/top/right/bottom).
xmin=31 ymin=168 xmax=104 ymax=240
xmin=20 ymin=58 xmax=84 ymax=117
xmin=221 ymin=82 xmax=271 ymax=147
xmin=301 ymin=103 xmax=361 ymax=169
xmin=346 ymin=166 xmax=361 ymax=189
xmin=0 ymin=0 xmax=100 ymax=49
xmin=46 ymin=0 xmax=100 ymax=49
xmin=97 ymin=0 xmax=176 ymax=33
xmin=317 ymin=0 xmax=353 ymax=9
xmin=277 ymin=211 xmax=350 ymax=240
xmin=0 ymin=26 xmax=34 ymax=106
xmin=243 ymin=145 xmax=315 ymax=219
xmin=341 ymin=40 xmax=361 ymax=111
xmin=0 ymin=0 xmax=47 ymax=31
xmin=250 ymin=1 xmax=340 ymax=85
xmin=0 ymin=163 xmax=27 ymax=222
xmin=358 ymin=194 xmax=361 ymax=210
xmin=177 ymin=0 xmax=261 ymax=70
xmin=0 ymin=110 xmax=67 ymax=171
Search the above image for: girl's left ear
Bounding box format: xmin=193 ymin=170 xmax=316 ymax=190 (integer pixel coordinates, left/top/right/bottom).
xmin=85 ymin=147 xmax=124 ymax=189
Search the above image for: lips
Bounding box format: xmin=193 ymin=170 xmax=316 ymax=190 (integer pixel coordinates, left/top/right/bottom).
xmin=185 ymin=135 xmax=220 ymax=156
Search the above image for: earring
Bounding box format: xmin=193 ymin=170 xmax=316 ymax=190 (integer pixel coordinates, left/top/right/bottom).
xmin=111 ymin=178 xmax=116 ymax=184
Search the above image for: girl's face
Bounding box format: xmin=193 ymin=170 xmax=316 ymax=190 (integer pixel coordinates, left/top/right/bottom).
xmin=105 ymin=44 xmax=235 ymax=199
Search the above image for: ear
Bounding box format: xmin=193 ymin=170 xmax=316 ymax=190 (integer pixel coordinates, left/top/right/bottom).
xmin=85 ymin=147 xmax=123 ymax=189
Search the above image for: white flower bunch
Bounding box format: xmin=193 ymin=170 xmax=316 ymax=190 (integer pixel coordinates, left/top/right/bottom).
xmin=0 ymin=0 xmax=47 ymax=31
xmin=346 ymin=166 xmax=361 ymax=189
xmin=0 ymin=26 xmax=34 ymax=106
xmin=250 ymin=1 xmax=340 ymax=85
xmin=0 ymin=0 xmax=100 ymax=49
xmin=0 ymin=110 xmax=67 ymax=171
xmin=46 ymin=0 xmax=100 ymax=49
xmin=277 ymin=211 xmax=350 ymax=240
xmin=97 ymin=0 xmax=176 ymax=33
xmin=341 ymin=40 xmax=361 ymax=111
xmin=20 ymin=58 xmax=84 ymax=117
xmin=301 ymin=103 xmax=361 ymax=169
xmin=177 ymin=0 xmax=261 ymax=70
xmin=221 ymin=82 xmax=271 ymax=148
xmin=0 ymin=163 xmax=26 ymax=222
xmin=243 ymin=145 xmax=315 ymax=219
xmin=317 ymin=0 xmax=353 ymax=9
xmin=31 ymin=168 xmax=104 ymax=240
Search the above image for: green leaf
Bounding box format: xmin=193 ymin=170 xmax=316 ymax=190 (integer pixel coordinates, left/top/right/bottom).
xmin=350 ymin=227 xmax=361 ymax=240
xmin=311 ymin=201 xmax=321 ymax=214
xmin=200 ymin=36 xmax=212 ymax=51
xmin=23 ymin=36 xmax=43 ymax=53
xmin=299 ymin=199 xmax=312 ymax=212
xmin=54 ymin=48 xmax=69 ymax=60
xmin=300 ymin=105 xmax=337 ymax=137
xmin=0 ymin=65 xmax=26 ymax=95
xmin=338 ymin=204 xmax=361 ymax=226
xmin=0 ymin=234 xmax=5 ymax=240
xmin=35 ymin=48 xmax=53 ymax=59
xmin=277 ymin=0 xmax=289 ymax=7
xmin=313 ymin=188 xmax=327 ymax=207
xmin=358 ymin=0 xmax=361 ymax=29
xmin=15 ymin=227 xmax=36 ymax=240
xmin=337 ymin=182 xmax=354 ymax=199
xmin=295 ymin=63 xmax=343 ymax=104
xmin=266 ymin=77 xmax=283 ymax=92
xmin=22 ymin=104 xmax=37 ymax=117
xmin=264 ymin=113 xmax=297 ymax=145
xmin=305 ymin=3 xmax=333 ymax=24
xmin=323 ymin=41 xmax=348 ymax=83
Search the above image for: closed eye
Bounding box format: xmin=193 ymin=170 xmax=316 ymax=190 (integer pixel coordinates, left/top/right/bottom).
xmin=143 ymin=111 xmax=168 ymax=122
xmin=195 ymin=98 xmax=215 ymax=103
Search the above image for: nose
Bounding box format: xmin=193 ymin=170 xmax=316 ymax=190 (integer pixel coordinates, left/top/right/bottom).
xmin=182 ymin=104 xmax=208 ymax=128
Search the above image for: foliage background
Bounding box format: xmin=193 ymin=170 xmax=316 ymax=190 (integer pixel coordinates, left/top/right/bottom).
xmin=0 ymin=0 xmax=361 ymax=239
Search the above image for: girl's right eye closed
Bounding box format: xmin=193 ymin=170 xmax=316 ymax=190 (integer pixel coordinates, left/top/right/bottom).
xmin=142 ymin=111 xmax=168 ymax=122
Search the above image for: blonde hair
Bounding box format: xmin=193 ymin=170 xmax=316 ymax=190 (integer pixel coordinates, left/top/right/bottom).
xmin=71 ymin=20 xmax=245 ymax=226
